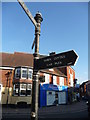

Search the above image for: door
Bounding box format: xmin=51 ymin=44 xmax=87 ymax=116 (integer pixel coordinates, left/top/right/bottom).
xmin=47 ymin=91 xmax=55 ymax=106
xmin=58 ymin=91 xmax=66 ymax=104
xmin=55 ymin=92 xmax=58 ymax=104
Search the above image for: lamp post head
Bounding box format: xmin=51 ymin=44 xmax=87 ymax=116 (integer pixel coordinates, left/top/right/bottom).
xmin=34 ymin=11 xmax=43 ymax=24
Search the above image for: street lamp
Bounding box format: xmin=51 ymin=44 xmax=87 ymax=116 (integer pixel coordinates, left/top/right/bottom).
xmin=5 ymin=70 xmax=12 ymax=106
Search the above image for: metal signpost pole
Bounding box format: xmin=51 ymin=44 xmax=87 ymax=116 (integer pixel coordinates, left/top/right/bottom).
xmin=17 ymin=1 xmax=78 ymax=120
xmin=17 ymin=0 xmax=43 ymax=120
xmin=17 ymin=1 xmax=43 ymax=120
xmin=31 ymin=12 xmax=43 ymax=120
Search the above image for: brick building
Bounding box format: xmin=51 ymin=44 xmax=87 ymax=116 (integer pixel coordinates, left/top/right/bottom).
xmin=0 ymin=52 xmax=75 ymax=105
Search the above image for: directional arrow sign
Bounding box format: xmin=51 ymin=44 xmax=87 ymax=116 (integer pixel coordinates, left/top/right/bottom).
xmin=34 ymin=50 xmax=78 ymax=70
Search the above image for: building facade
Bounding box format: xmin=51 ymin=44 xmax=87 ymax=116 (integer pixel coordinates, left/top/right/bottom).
xmin=0 ymin=52 xmax=75 ymax=105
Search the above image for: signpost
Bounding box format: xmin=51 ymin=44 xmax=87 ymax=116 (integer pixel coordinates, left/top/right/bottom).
xmin=17 ymin=1 xmax=43 ymax=120
xmin=35 ymin=50 xmax=78 ymax=70
xmin=17 ymin=1 xmax=78 ymax=120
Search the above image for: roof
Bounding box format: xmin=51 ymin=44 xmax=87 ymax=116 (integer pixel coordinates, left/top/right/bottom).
xmin=0 ymin=52 xmax=66 ymax=78
xmin=0 ymin=52 xmax=33 ymax=67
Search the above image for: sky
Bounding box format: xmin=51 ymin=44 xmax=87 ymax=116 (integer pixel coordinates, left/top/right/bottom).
xmin=1 ymin=1 xmax=88 ymax=84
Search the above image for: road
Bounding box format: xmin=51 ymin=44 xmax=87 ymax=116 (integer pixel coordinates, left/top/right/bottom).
xmin=1 ymin=100 xmax=90 ymax=120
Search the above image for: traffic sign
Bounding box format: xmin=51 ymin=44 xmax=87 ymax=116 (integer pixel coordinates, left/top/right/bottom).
xmin=35 ymin=50 xmax=78 ymax=70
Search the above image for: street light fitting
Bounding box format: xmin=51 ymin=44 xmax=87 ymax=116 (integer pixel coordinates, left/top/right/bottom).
xmin=34 ymin=12 xmax=43 ymax=24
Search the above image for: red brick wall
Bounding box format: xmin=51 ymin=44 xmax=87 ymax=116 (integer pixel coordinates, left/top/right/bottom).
xmin=64 ymin=78 xmax=67 ymax=86
xmin=59 ymin=67 xmax=67 ymax=75
xmin=57 ymin=76 xmax=59 ymax=85
xmin=66 ymin=66 xmax=75 ymax=87
xmin=0 ymin=69 xmax=14 ymax=87
xmin=49 ymin=75 xmax=52 ymax=84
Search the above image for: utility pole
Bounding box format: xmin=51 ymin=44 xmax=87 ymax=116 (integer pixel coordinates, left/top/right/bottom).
xmin=17 ymin=1 xmax=43 ymax=120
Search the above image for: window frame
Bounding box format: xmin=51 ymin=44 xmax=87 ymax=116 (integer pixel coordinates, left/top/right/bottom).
xmin=60 ymin=77 xmax=64 ymax=86
xmin=15 ymin=68 xmax=21 ymax=79
xmin=20 ymin=84 xmax=26 ymax=96
xmin=13 ymin=84 xmax=20 ymax=96
xmin=28 ymin=69 xmax=33 ymax=80
xmin=26 ymin=84 xmax=32 ymax=96
xmin=21 ymin=68 xmax=27 ymax=79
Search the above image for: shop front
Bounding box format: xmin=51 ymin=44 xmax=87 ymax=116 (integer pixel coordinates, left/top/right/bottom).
xmin=39 ymin=84 xmax=68 ymax=107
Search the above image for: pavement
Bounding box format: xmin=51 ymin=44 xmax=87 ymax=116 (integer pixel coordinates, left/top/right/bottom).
xmin=1 ymin=100 xmax=90 ymax=120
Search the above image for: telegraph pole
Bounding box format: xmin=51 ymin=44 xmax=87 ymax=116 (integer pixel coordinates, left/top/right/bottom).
xmin=17 ymin=1 xmax=43 ymax=120
xmin=31 ymin=12 xmax=43 ymax=120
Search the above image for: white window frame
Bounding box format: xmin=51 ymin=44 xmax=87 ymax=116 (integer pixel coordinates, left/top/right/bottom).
xmin=13 ymin=84 xmax=19 ymax=96
xmin=60 ymin=77 xmax=64 ymax=86
xmin=28 ymin=69 xmax=33 ymax=80
xmin=20 ymin=84 xmax=26 ymax=90
xmin=70 ymin=74 xmax=73 ymax=87
xmin=27 ymin=84 xmax=32 ymax=90
xmin=69 ymin=68 xmax=70 ymax=74
xmin=15 ymin=68 xmax=21 ymax=79
xmin=21 ymin=68 xmax=27 ymax=79
xmin=26 ymin=84 xmax=32 ymax=96
xmin=20 ymin=84 xmax=26 ymax=96
xmin=53 ymin=76 xmax=57 ymax=85
xmin=44 ymin=73 xmax=49 ymax=84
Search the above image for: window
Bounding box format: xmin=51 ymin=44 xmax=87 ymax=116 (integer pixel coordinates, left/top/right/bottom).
xmin=21 ymin=68 xmax=27 ymax=79
xmin=13 ymin=83 xmax=32 ymax=96
xmin=60 ymin=77 xmax=64 ymax=86
xmin=20 ymin=84 xmax=26 ymax=90
xmin=26 ymin=84 xmax=32 ymax=96
xmin=49 ymin=92 xmax=52 ymax=95
xmin=44 ymin=74 xmax=49 ymax=84
xmin=53 ymin=76 xmax=57 ymax=85
xmin=27 ymin=84 xmax=32 ymax=90
xmin=13 ymin=84 xmax=20 ymax=96
xmin=70 ymin=74 xmax=73 ymax=87
xmin=20 ymin=84 xmax=26 ymax=96
xmin=69 ymin=69 xmax=70 ymax=74
xmin=28 ymin=69 xmax=33 ymax=79
xmin=15 ymin=68 xmax=21 ymax=78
